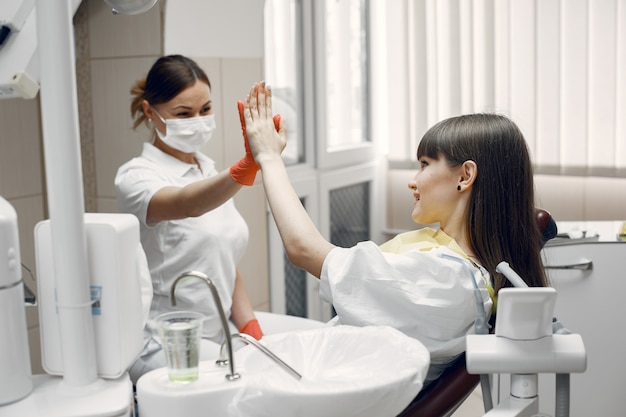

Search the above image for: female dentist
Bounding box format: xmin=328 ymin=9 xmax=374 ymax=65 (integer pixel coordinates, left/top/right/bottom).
xmin=115 ymin=55 xmax=264 ymax=384
xmin=241 ymin=82 xmax=549 ymax=386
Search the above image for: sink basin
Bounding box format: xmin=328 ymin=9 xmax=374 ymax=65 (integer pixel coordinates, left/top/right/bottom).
xmin=137 ymin=325 xmax=430 ymax=417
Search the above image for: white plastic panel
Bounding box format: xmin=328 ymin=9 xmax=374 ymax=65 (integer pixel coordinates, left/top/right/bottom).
xmin=36 ymin=213 xmax=144 ymax=379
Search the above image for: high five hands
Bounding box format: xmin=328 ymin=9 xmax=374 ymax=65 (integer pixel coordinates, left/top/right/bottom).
xmin=241 ymin=82 xmax=287 ymax=166
xmin=230 ymin=82 xmax=284 ymax=185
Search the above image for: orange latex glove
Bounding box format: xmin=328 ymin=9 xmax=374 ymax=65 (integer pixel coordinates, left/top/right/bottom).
xmin=229 ymin=100 xmax=282 ymax=186
xmin=239 ymin=318 xmax=263 ymax=340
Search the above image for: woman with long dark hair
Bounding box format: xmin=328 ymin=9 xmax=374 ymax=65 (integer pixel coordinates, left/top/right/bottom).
xmin=241 ymin=83 xmax=548 ymax=385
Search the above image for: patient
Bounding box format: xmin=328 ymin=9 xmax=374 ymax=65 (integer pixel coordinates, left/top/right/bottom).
xmin=241 ymin=83 xmax=549 ymax=385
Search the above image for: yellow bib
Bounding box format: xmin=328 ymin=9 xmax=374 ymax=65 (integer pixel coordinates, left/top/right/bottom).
xmin=380 ymin=227 xmax=497 ymax=310
xmin=380 ymin=227 xmax=466 ymax=256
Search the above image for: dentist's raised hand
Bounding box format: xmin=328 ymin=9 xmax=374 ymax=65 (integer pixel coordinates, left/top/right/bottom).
xmin=242 ymin=82 xmax=287 ymax=166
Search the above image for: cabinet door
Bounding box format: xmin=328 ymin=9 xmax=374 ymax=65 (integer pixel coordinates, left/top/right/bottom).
xmin=534 ymin=243 xmax=626 ymax=416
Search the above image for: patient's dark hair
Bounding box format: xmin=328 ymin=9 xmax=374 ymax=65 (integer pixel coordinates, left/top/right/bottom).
xmin=417 ymin=113 xmax=548 ymax=292
xmin=130 ymin=55 xmax=211 ymax=130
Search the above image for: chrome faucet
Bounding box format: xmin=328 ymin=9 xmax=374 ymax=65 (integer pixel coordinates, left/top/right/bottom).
xmin=170 ymin=270 xmax=241 ymax=381
xmin=218 ymin=333 xmax=302 ymax=381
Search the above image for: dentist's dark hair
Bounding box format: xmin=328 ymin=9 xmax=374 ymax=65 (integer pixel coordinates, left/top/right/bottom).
xmin=130 ymin=54 xmax=211 ymax=130
xmin=417 ymin=113 xmax=549 ymax=293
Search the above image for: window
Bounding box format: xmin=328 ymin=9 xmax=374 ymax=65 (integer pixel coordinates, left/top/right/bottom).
xmin=264 ymin=0 xmax=382 ymax=321
xmin=322 ymin=0 xmax=369 ymax=150
xmin=263 ymin=0 xmax=305 ymax=165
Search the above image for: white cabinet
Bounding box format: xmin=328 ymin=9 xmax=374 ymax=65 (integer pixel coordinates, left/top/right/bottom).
xmin=534 ymin=221 xmax=626 ymax=416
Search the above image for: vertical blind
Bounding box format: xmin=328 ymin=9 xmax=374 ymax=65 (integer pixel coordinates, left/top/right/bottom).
xmin=391 ymin=0 xmax=626 ymax=177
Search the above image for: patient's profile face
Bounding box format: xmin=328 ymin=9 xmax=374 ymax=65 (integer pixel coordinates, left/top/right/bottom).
xmin=409 ymin=155 xmax=463 ymax=225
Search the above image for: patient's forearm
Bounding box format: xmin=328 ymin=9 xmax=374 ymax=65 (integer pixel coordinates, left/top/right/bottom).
xmin=258 ymin=154 xmax=334 ymax=278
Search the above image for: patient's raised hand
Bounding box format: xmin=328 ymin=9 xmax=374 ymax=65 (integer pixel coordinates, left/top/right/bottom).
xmin=242 ymin=82 xmax=286 ymax=165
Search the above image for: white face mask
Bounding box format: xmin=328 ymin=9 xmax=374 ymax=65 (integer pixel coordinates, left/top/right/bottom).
xmin=153 ymin=109 xmax=216 ymax=153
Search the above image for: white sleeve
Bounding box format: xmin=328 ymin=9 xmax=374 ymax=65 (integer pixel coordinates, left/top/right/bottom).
xmin=114 ymin=161 xmax=170 ymax=227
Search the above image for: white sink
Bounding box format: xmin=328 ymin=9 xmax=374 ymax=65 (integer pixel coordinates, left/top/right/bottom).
xmin=137 ymin=325 xmax=430 ymax=417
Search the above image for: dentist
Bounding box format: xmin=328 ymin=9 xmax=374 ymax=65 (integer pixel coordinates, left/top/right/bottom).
xmin=115 ymin=55 xmax=263 ymax=384
xmin=242 ymin=83 xmax=549 ymax=386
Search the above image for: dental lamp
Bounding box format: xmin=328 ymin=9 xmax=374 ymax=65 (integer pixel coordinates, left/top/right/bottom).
xmin=0 ymin=0 xmax=158 ymax=415
xmin=0 ymin=0 xmax=39 ymax=99
xmin=0 ymin=0 xmax=158 ymax=99
xmin=104 ymin=0 xmax=159 ymax=15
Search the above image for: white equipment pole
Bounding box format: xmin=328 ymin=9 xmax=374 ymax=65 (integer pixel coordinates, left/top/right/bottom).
xmin=36 ymin=0 xmax=98 ymax=387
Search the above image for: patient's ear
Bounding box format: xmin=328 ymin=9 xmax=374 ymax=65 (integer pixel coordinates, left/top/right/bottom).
xmin=459 ymin=160 xmax=478 ymax=188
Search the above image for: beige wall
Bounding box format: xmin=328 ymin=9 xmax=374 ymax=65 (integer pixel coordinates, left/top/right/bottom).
xmin=533 ymin=175 xmax=626 ymax=221
xmin=387 ymin=169 xmax=626 ymax=234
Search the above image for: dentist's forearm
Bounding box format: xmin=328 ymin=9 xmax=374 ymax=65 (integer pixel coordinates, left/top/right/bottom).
xmin=146 ymin=170 xmax=243 ymax=224
xmin=230 ymin=270 xmax=256 ymax=325
xmin=258 ymin=154 xmax=334 ymax=278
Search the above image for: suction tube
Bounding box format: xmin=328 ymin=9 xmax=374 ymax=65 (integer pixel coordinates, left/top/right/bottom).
xmin=439 ymin=253 xmax=493 ymax=412
xmin=495 ymin=261 xmax=528 ymax=288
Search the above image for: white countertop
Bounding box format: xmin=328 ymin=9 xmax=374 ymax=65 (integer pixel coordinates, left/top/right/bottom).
xmin=551 ymin=220 xmax=626 ymax=244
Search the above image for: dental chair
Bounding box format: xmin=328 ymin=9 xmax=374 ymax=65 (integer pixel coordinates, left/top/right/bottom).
xmin=397 ymin=208 xmax=559 ymax=417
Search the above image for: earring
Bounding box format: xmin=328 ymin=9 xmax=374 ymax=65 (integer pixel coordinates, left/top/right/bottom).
xmin=457 ymin=185 xmax=461 ymax=191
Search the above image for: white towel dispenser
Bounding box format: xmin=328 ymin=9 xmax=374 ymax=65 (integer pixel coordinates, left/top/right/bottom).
xmin=35 ymin=213 xmax=145 ymax=379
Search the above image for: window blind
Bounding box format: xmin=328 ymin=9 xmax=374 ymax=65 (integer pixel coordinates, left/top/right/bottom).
xmin=390 ymin=0 xmax=626 ymax=178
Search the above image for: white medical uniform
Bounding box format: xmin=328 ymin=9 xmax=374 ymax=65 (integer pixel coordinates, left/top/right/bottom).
xmin=319 ymin=228 xmax=493 ymax=385
xmin=115 ymin=143 xmax=249 ymax=382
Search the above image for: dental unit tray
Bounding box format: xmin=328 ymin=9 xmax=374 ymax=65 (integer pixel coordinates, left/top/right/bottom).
xmin=466 ymin=288 xmax=586 ymax=375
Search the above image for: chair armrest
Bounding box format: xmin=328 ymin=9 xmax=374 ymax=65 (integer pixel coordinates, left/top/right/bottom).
xmin=396 ymin=353 xmax=480 ymax=417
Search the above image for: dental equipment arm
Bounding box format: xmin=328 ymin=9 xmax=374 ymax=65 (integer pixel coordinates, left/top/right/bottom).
xmin=466 ymin=263 xmax=587 ymax=417
xmin=0 ymin=0 xmax=82 ymax=100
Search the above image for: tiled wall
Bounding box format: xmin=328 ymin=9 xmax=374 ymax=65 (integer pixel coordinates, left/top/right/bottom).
xmin=85 ymin=1 xmax=163 ymax=211
xmin=84 ymin=2 xmax=271 ymax=314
